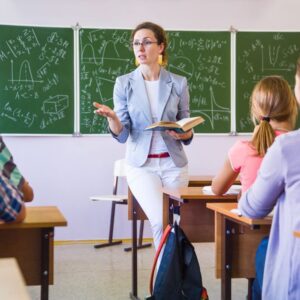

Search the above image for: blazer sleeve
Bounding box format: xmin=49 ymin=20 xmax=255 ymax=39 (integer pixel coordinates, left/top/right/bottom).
xmin=110 ymin=76 xmax=131 ymax=143
xmin=177 ymin=77 xmax=193 ymax=145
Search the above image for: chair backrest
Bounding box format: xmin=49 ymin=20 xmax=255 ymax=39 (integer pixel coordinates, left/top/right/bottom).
xmin=113 ymin=159 xmax=126 ymax=195
xmin=114 ymin=159 xmax=127 ymax=178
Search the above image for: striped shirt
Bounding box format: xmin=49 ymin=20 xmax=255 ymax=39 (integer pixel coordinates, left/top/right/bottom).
xmin=0 ymin=173 xmax=23 ymax=222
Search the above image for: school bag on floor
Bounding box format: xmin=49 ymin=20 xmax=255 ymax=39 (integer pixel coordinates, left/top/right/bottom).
xmin=146 ymin=218 xmax=209 ymax=300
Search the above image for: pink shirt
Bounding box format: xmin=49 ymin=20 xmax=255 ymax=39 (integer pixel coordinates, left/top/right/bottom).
xmin=228 ymin=131 xmax=284 ymax=193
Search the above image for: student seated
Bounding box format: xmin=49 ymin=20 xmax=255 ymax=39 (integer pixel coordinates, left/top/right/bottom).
xmin=0 ymin=172 xmax=26 ymax=223
xmin=0 ymin=136 xmax=34 ymax=202
xmin=212 ymin=75 xmax=298 ymax=195
xmin=0 ymin=136 xmax=34 ymax=223
xmin=238 ymin=59 xmax=300 ymax=299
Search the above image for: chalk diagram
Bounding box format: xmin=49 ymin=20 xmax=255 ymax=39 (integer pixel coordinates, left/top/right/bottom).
xmin=9 ymin=59 xmax=43 ymax=85
xmin=41 ymin=95 xmax=69 ymax=115
xmin=193 ymin=86 xmax=230 ymax=130
xmin=168 ymin=55 xmax=194 ymax=80
xmin=261 ymin=45 xmax=294 ymax=72
xmin=81 ymin=38 xmax=131 ymax=102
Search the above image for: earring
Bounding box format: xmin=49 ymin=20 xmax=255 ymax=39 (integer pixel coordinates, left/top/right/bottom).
xmin=135 ymin=58 xmax=139 ymax=66
xmin=158 ymin=54 xmax=163 ymax=65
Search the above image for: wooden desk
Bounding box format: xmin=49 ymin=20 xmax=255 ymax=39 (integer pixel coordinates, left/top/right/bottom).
xmin=0 ymin=258 xmax=31 ymax=300
xmin=294 ymin=230 xmax=300 ymax=238
xmin=162 ymin=187 xmax=238 ymax=242
xmin=0 ymin=206 xmax=67 ymax=300
xmin=188 ymin=175 xmax=240 ymax=187
xmin=207 ymin=202 xmax=272 ymax=300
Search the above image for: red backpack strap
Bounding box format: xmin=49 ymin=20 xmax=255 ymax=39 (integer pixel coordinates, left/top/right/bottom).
xmin=149 ymin=224 xmax=172 ymax=295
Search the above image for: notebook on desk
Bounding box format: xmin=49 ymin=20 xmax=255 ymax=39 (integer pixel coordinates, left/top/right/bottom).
xmin=202 ymin=185 xmax=242 ymax=195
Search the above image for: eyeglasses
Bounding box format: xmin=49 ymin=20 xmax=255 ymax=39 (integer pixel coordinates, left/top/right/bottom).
xmin=132 ymin=41 xmax=158 ymax=48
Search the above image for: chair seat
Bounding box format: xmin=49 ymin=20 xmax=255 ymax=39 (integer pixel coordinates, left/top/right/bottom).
xmin=90 ymin=195 xmax=128 ymax=202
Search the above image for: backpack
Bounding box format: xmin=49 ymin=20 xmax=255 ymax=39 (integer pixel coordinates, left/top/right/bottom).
xmin=146 ymin=221 xmax=209 ymax=300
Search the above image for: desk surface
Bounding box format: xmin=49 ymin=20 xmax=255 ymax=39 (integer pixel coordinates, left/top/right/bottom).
xmin=294 ymin=231 xmax=300 ymax=238
xmin=0 ymin=206 xmax=67 ymax=229
xmin=163 ymin=186 xmax=238 ymax=201
xmin=0 ymin=258 xmax=31 ymax=300
xmin=188 ymin=175 xmax=240 ymax=186
xmin=206 ymin=202 xmax=272 ymax=226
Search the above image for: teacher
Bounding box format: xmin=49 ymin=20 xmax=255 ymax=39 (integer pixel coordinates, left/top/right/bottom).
xmin=94 ymin=21 xmax=193 ymax=250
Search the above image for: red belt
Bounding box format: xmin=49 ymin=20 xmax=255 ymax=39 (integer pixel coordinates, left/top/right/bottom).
xmin=148 ymin=152 xmax=170 ymax=158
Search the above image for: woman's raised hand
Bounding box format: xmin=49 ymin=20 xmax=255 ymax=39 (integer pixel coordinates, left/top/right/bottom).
xmin=93 ymin=102 xmax=116 ymax=119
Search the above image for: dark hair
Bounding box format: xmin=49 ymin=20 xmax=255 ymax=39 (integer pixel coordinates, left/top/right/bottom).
xmin=131 ymin=21 xmax=168 ymax=66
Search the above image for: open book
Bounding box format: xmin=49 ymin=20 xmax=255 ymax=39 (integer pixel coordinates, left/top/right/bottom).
xmin=145 ymin=116 xmax=205 ymax=133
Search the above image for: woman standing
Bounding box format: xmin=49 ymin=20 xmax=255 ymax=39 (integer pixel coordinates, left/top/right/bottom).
xmin=94 ymin=22 xmax=193 ymax=249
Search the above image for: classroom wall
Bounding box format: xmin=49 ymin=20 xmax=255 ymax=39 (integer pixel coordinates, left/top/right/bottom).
xmin=1 ymin=0 xmax=299 ymax=240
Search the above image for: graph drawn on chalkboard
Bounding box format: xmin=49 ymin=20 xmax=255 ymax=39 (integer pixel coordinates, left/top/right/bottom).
xmin=0 ymin=25 xmax=74 ymax=134
xmin=79 ymin=28 xmax=134 ymax=134
xmin=79 ymin=29 xmax=231 ymax=134
xmin=236 ymin=31 xmax=300 ymax=132
xmin=167 ymin=31 xmax=231 ymax=133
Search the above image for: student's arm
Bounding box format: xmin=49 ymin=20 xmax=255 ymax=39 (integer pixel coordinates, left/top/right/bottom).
xmin=12 ymin=203 xmax=26 ymax=223
xmin=211 ymin=157 xmax=239 ymax=195
xmin=238 ymin=140 xmax=284 ymax=218
xmin=21 ymin=180 xmax=34 ymax=202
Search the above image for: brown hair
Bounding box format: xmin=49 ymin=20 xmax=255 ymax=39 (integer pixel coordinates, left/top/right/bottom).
xmin=297 ymin=56 xmax=300 ymax=77
xmin=131 ymin=21 xmax=168 ymax=66
xmin=251 ymin=75 xmax=298 ymax=156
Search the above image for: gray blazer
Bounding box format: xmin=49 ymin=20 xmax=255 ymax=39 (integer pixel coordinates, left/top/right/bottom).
xmin=111 ymin=67 xmax=193 ymax=167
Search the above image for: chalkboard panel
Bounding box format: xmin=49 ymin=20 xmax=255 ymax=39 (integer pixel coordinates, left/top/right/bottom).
xmin=79 ymin=28 xmax=134 ymax=134
xmin=0 ymin=25 xmax=74 ymax=134
xmin=80 ymin=29 xmax=231 ymax=134
xmin=167 ymin=31 xmax=231 ymax=133
xmin=236 ymin=32 xmax=300 ymax=132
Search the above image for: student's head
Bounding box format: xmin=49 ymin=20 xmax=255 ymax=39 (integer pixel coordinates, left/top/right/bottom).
xmin=294 ymin=57 xmax=300 ymax=104
xmin=131 ymin=22 xmax=168 ymax=66
xmin=251 ymin=75 xmax=298 ymax=156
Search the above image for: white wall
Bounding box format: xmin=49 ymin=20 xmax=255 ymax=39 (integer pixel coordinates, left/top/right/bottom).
xmin=1 ymin=0 xmax=299 ymax=240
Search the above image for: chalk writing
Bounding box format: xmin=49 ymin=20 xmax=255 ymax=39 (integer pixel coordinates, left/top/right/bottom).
xmin=236 ymin=32 xmax=300 ymax=132
xmin=80 ymin=29 xmax=231 ymax=133
xmin=168 ymin=31 xmax=231 ymax=133
xmin=80 ymin=29 xmax=134 ymax=134
xmin=0 ymin=25 xmax=73 ymax=134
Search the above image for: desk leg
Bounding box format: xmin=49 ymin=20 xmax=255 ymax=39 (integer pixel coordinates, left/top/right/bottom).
xmin=129 ymin=195 xmax=140 ymax=300
xmin=163 ymin=193 xmax=174 ymax=229
xmin=221 ymin=217 xmax=233 ymax=300
xmin=41 ymin=228 xmax=53 ymax=300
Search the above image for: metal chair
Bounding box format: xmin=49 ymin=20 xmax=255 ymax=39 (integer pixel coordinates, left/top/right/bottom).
xmin=90 ymin=159 xmax=151 ymax=251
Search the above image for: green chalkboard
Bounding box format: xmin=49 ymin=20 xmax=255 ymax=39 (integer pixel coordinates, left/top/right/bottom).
xmin=0 ymin=25 xmax=74 ymax=134
xmin=167 ymin=31 xmax=231 ymax=133
xmin=236 ymin=32 xmax=300 ymax=132
xmin=79 ymin=28 xmax=134 ymax=134
xmin=79 ymin=29 xmax=231 ymax=134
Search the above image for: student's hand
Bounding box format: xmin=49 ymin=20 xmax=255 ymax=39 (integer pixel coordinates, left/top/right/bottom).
xmin=93 ymin=102 xmax=116 ymax=120
xmin=166 ymin=129 xmax=193 ymax=141
xmin=22 ymin=181 xmax=34 ymax=202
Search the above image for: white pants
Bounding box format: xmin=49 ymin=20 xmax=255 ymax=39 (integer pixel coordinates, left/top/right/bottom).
xmin=126 ymin=157 xmax=189 ymax=250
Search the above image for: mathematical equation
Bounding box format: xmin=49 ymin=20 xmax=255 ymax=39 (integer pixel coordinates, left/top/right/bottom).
xmin=0 ymin=25 xmax=73 ymax=133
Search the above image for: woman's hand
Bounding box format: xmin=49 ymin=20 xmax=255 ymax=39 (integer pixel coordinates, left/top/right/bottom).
xmin=93 ymin=102 xmax=116 ymax=120
xmin=93 ymin=102 xmax=123 ymax=135
xmin=166 ymin=129 xmax=193 ymax=141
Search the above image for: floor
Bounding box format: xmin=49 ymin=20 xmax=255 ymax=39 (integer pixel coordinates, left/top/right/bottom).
xmin=27 ymin=242 xmax=248 ymax=300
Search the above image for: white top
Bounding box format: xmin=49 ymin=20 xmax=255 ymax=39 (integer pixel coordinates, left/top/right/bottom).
xmin=144 ymin=80 xmax=168 ymax=154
